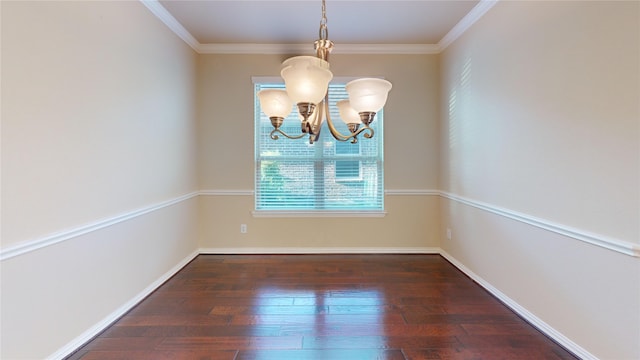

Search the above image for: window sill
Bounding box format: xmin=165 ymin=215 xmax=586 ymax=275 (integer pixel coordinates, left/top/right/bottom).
xmin=252 ymin=210 xmax=387 ymax=218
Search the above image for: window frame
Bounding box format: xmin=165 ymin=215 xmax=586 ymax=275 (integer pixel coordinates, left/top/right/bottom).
xmin=252 ymin=77 xmax=386 ymax=218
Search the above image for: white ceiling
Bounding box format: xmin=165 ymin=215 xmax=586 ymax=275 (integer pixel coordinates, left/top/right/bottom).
xmin=155 ymin=0 xmax=484 ymax=51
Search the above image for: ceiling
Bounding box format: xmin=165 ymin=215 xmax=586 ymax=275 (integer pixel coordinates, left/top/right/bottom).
xmin=155 ymin=0 xmax=483 ymax=51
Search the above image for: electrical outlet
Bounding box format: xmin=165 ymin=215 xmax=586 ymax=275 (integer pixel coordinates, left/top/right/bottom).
xmin=240 ymin=224 xmax=247 ymax=233
xmin=446 ymin=228 xmax=452 ymax=240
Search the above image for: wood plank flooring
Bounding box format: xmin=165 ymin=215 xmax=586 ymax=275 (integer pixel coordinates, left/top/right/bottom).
xmin=67 ymin=254 xmax=578 ymax=359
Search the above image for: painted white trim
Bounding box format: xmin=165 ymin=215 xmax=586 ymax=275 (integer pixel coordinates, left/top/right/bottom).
xmin=48 ymin=248 xmax=586 ymax=359
xmin=0 ymin=192 xmax=199 ymax=261
xmin=438 ymin=0 xmax=499 ymax=51
xmin=252 ymin=210 xmax=387 ymax=218
xmin=324 ymin=44 xmax=440 ymax=55
xmin=439 ymin=250 xmax=595 ymax=360
xmin=49 ymin=250 xmax=200 ymax=360
xmin=198 ymin=43 xmax=312 ymax=55
xmin=139 ymin=0 xmax=200 ymax=51
xmin=5 ymin=189 xmax=635 ymax=261
xmin=199 ymin=247 xmax=440 ymax=255
xmin=440 ymin=191 xmax=640 ymax=258
xmin=199 ymin=188 xmax=638 ymax=257
xmin=140 ymin=0 xmax=494 ymax=55
xmin=0 ymin=189 xmax=434 ymax=261
xmin=199 ymin=190 xmax=254 ymax=196
xmin=385 ymin=189 xmax=439 ymax=196
xmin=200 ymin=189 xmax=440 ymax=196
xmin=197 ymin=43 xmax=440 ymax=55
xmin=49 ymin=248 xmax=586 ymax=359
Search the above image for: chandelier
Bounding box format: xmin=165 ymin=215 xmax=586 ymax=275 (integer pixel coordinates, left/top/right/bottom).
xmin=257 ymin=0 xmax=392 ymax=144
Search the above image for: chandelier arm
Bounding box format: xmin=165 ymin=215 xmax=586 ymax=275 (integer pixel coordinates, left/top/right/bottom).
xmin=322 ymin=94 xmax=374 ymax=143
xmin=309 ymin=100 xmax=323 ymax=144
xmin=270 ymin=128 xmax=306 ymax=140
xmin=323 ymin=96 xmax=350 ymax=142
xmin=357 ymin=126 xmax=375 ymax=139
xmin=342 ymin=125 xmax=374 ymax=143
xmin=263 ymin=0 xmax=386 ymax=144
xmin=308 ymin=101 xmax=324 ymax=135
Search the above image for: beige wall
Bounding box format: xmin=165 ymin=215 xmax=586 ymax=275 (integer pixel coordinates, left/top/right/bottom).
xmin=1 ymin=198 xmax=199 ymax=358
xmin=197 ymin=54 xmax=441 ymax=250
xmin=198 ymin=54 xmax=440 ymax=190
xmin=2 ymin=1 xmax=198 ymax=246
xmin=440 ymin=1 xmax=639 ymax=242
xmin=439 ymin=1 xmax=640 ymax=359
xmin=1 ymin=1 xmax=199 ymax=358
xmin=200 ymin=194 xmax=440 ymax=250
xmin=2 ymin=1 xmax=639 ymax=359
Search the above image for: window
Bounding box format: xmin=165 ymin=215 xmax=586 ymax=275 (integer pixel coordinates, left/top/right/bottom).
xmin=254 ymin=81 xmax=384 ymax=213
xmin=335 ymin=141 xmax=361 ymax=181
xmin=335 ymin=160 xmax=361 ymax=181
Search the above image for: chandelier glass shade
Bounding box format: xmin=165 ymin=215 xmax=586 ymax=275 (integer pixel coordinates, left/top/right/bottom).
xmin=257 ymin=0 xmax=392 ymax=144
xmin=257 ymin=89 xmax=293 ymax=119
xmin=345 ymin=78 xmax=393 ymax=114
xmin=281 ymin=56 xmax=333 ymax=105
xmin=336 ymin=100 xmax=360 ymax=125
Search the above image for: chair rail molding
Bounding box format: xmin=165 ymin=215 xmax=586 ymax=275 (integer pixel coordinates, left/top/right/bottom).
xmin=0 ymin=192 xmax=199 ymax=261
xmin=440 ymin=191 xmax=639 ymax=258
xmin=199 ymin=189 xmax=440 ymax=196
xmin=4 ymin=189 xmax=635 ymax=260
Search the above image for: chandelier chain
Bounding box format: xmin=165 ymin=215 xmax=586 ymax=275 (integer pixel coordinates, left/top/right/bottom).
xmin=259 ymin=0 xmax=390 ymax=144
xmin=319 ymin=0 xmax=328 ymax=40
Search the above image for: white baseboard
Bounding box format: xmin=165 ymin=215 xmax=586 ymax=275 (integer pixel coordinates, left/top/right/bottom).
xmin=52 ymin=248 xmax=589 ymax=360
xmin=49 ymin=250 xmax=199 ymax=360
xmin=439 ymin=250 xmax=595 ymax=360
xmin=200 ymin=189 xmax=639 ymax=258
xmin=198 ymin=247 xmax=440 ymax=254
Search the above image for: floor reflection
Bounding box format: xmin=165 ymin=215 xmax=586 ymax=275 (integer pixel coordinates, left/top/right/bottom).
xmin=251 ymin=287 xmax=386 ymax=357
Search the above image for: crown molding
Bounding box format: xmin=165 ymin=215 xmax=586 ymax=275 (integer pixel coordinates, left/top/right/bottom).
xmin=197 ymin=43 xmax=440 ymax=55
xmin=140 ymin=0 xmax=498 ymax=55
xmin=438 ymin=0 xmax=499 ymax=50
xmin=197 ymin=43 xmax=313 ymax=55
xmin=332 ymin=44 xmax=441 ymax=55
xmin=139 ymin=0 xmax=199 ymax=51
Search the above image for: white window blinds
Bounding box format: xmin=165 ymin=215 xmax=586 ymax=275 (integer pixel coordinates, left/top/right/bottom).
xmin=255 ymin=82 xmax=384 ymax=212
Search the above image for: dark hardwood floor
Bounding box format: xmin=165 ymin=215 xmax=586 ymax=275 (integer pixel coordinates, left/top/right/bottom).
xmin=67 ymin=254 xmax=578 ymax=359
